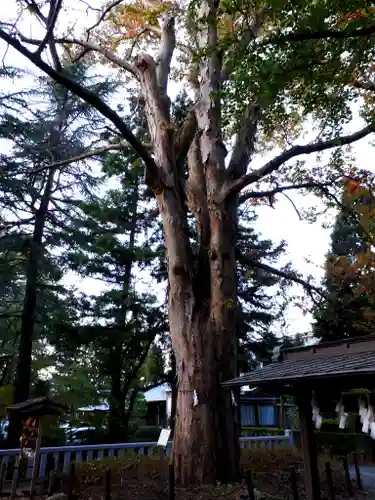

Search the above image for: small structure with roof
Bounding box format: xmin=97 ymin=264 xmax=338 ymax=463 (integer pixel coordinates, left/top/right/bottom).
xmin=223 ymin=335 xmax=375 ymax=500
xmin=5 ymin=397 xmax=67 ymax=497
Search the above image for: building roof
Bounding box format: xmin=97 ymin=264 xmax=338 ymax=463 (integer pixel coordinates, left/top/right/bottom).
xmin=77 ymin=384 xmax=171 ymax=413
xmin=223 ymin=335 xmax=375 ymax=388
xmin=7 ymin=397 xmax=67 ymax=416
xmin=143 ymin=383 xmax=170 ymax=402
xmin=77 ymin=403 xmax=109 ymax=412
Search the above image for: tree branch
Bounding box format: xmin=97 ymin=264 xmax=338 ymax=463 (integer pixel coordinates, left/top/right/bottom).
xmin=35 ymin=0 xmax=62 ymax=56
xmin=175 ymin=110 xmax=197 ymax=166
xmin=156 ymin=14 xmax=175 ymax=93
xmin=223 ymin=124 xmax=375 ymax=199
xmin=17 ymin=33 xmax=138 ymax=76
xmin=28 ymin=142 xmax=129 ymax=175
xmin=86 ymin=0 xmax=125 ymax=38
xmin=353 ymin=80 xmax=375 ymax=92
xmin=227 ymin=103 xmax=260 ymax=179
xmin=0 ymin=29 xmax=160 ymax=186
xmin=238 ymin=181 xmax=331 ymax=204
xmin=264 ymin=24 xmax=375 ymax=45
xmin=237 ymin=249 xmax=325 ymax=298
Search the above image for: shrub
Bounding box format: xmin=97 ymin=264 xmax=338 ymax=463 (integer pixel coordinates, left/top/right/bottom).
xmin=241 ymin=427 xmax=284 ymax=437
xmin=293 ymin=430 xmax=375 ymax=460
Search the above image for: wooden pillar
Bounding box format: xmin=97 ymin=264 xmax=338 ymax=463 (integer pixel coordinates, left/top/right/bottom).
xmin=279 ymin=396 xmax=285 ymax=429
xmin=296 ymin=389 xmax=320 ymax=500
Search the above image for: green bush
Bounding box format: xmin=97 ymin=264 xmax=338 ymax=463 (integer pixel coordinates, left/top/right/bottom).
xmin=132 ymin=425 xmax=161 ymax=442
xmin=241 ymin=427 xmax=284 ymax=437
xmin=293 ymin=430 xmax=375 ymax=460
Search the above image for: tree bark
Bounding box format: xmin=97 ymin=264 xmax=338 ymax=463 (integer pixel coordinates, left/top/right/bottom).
xmin=135 ymin=9 xmax=239 ymax=480
xmin=107 ymin=348 xmax=127 ymax=443
xmin=6 ymin=167 xmax=56 ymax=447
xmin=107 ymin=176 xmax=138 ymax=443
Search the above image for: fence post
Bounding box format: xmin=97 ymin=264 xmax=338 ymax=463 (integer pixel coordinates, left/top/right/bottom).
xmin=342 ymin=456 xmax=354 ymax=498
xmin=10 ymin=454 xmax=20 ymax=500
xmin=104 ymin=469 xmax=111 ymax=500
xmin=285 ymin=429 xmax=294 ymax=448
xmin=289 ymin=465 xmax=298 ymax=500
xmin=169 ymin=463 xmax=175 ymax=500
xmin=352 ymin=453 xmax=363 ymax=490
xmin=48 ymin=470 xmax=59 ymax=496
xmin=325 ymin=462 xmax=335 ymax=500
xmin=246 ymin=469 xmax=256 ymax=500
xmin=0 ymin=456 xmax=6 ymax=495
xmin=67 ymin=462 xmax=76 ymax=500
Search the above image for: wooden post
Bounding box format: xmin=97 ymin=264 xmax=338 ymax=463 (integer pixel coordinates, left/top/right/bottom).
xmin=280 ymin=396 xmax=285 ymax=429
xmin=246 ymin=469 xmax=255 ymax=500
xmin=168 ymin=463 xmax=175 ymax=500
xmin=296 ymin=390 xmax=320 ymax=500
xmin=342 ymin=456 xmax=353 ymax=498
xmin=254 ymin=404 xmax=260 ymax=427
xmin=290 ymin=465 xmax=298 ymax=500
xmin=30 ymin=418 xmax=43 ymax=500
xmin=104 ymin=469 xmax=111 ymax=500
xmin=0 ymin=456 xmax=6 ymax=495
xmin=325 ymin=462 xmax=335 ymax=500
xmin=352 ymin=453 xmax=363 ymax=490
xmin=159 ymin=446 xmax=165 ymax=474
xmin=67 ymin=462 xmax=76 ymax=500
xmin=48 ymin=470 xmax=58 ymax=496
xmin=10 ymin=454 xmax=20 ymax=500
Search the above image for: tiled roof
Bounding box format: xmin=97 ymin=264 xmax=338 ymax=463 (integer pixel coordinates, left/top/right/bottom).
xmin=223 ymin=350 xmax=375 ymax=387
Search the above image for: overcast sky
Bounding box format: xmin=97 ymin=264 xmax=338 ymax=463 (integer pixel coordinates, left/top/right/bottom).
xmin=1 ymin=2 xmax=374 ymax=340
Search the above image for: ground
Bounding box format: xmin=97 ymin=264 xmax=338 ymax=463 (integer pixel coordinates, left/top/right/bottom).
xmin=1 ymin=449 xmax=373 ymax=499
xmin=64 ymin=449 xmax=374 ymax=500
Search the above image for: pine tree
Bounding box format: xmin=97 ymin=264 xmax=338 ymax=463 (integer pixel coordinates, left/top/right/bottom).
xmin=314 ymin=182 xmax=375 ymax=341
xmin=0 ymin=62 xmax=116 ymax=446
xmin=59 ymin=136 xmax=167 ymax=441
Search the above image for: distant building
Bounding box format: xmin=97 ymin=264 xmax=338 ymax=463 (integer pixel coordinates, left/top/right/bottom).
xmin=240 ymin=387 xmax=294 ymax=428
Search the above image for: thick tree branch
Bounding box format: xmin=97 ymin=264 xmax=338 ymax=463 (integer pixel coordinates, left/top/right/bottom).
xmin=265 ymin=24 xmax=375 ymax=45
xmin=223 ymin=124 xmax=375 ymax=200
xmin=0 ymin=29 xmax=160 ymax=186
xmin=227 ymin=103 xmax=260 ymax=179
xmin=156 ymin=14 xmax=175 ymax=93
xmin=237 ymin=249 xmax=325 ymax=298
xmin=175 ymin=110 xmax=197 ymax=166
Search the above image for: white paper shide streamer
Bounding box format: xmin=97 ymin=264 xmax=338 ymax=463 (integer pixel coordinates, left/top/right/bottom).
xmin=193 ymin=390 xmax=198 ymax=407
xmin=358 ymin=398 xmax=375 ymax=439
xmin=231 ymin=390 xmax=238 ymax=406
xmin=335 ymin=399 xmax=348 ymax=429
xmin=358 ymin=398 xmax=367 ymax=424
xmin=312 ymin=396 xmax=322 ymax=430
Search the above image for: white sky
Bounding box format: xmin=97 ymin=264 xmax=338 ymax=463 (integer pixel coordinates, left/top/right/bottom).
xmin=0 ymin=2 xmax=374 ymax=340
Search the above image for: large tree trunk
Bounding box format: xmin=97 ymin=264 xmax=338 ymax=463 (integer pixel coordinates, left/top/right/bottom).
xmin=135 ymin=6 xmax=239 ymax=483
xmin=6 ymin=168 xmax=56 ymax=447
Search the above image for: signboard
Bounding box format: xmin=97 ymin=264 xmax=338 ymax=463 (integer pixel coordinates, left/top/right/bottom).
xmin=20 ymin=416 xmax=39 ymax=458
xmin=157 ymin=428 xmax=171 ymax=448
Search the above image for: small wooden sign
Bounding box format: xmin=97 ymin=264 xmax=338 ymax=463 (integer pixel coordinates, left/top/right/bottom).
xmin=157 ymin=428 xmax=171 ymax=448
